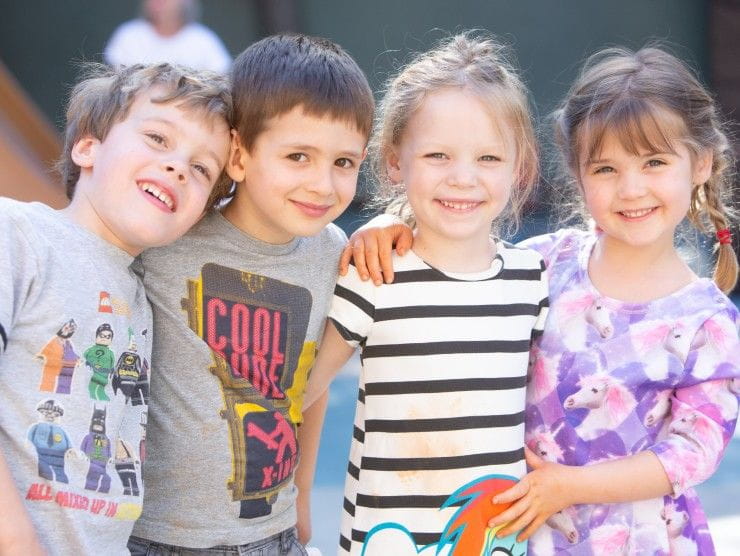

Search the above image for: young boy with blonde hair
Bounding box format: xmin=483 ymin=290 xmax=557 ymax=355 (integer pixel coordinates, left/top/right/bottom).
xmin=0 ymin=62 xmax=232 ymax=555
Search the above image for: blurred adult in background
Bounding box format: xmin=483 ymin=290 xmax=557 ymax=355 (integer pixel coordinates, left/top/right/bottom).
xmin=104 ymin=0 xmax=231 ymax=73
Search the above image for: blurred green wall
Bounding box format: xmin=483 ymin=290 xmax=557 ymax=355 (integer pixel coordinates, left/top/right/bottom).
xmin=0 ymin=0 xmax=706 ymax=132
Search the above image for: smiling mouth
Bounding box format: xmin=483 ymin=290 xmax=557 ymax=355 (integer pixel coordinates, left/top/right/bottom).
xmin=139 ymin=182 xmax=175 ymax=211
xmin=618 ymin=207 xmax=655 ymax=219
xmin=438 ymin=199 xmax=481 ymax=211
xmin=292 ymin=200 xmax=332 ymax=217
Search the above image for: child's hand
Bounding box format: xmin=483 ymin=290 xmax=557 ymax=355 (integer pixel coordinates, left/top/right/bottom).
xmin=338 ymin=214 xmax=413 ymax=285
xmin=488 ymin=448 xmax=576 ymax=542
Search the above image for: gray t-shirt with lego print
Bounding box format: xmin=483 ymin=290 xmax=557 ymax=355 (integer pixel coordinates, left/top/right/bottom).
xmin=0 ymin=198 xmax=151 ymax=556
xmin=132 ymin=210 xmax=346 ymax=548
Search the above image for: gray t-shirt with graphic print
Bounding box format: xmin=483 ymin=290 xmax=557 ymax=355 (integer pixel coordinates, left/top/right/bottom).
xmin=0 ymin=198 xmax=151 ymax=556
xmin=132 ymin=210 xmax=346 ymax=548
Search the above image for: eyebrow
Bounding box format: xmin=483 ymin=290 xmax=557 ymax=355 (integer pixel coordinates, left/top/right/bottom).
xmin=143 ymin=117 xmax=225 ymax=167
xmin=286 ymin=144 xmax=364 ymax=159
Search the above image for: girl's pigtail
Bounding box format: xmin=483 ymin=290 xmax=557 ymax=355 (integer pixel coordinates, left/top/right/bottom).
xmin=703 ymin=182 xmax=738 ymax=293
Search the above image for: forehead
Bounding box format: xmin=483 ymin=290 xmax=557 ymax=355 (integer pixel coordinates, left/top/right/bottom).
xmin=259 ymin=105 xmax=367 ymax=149
xmin=125 ymin=87 xmax=228 ymax=132
xmin=406 ymin=87 xmax=514 ymax=146
xmin=578 ymin=102 xmax=687 ymax=162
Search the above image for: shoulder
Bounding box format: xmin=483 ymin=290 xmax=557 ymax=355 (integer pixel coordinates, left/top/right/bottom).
xmin=517 ymin=228 xmax=589 ymax=263
xmin=0 ymin=199 xmax=53 ymax=243
xmin=498 ymin=240 xmax=546 ymax=270
xmin=687 ymin=281 xmax=739 ymax=327
xmin=301 ymin=223 xmax=348 ymax=255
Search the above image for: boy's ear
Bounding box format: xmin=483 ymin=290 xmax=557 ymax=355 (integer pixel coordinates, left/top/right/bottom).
xmin=385 ymin=148 xmax=402 ymax=184
xmin=692 ymin=149 xmax=713 ymax=186
xmin=70 ymin=136 xmax=100 ymax=168
xmin=226 ymin=130 xmax=247 ymax=183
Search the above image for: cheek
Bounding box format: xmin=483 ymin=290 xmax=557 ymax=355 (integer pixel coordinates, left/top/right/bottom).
xmin=336 ymin=173 xmax=359 ymax=202
xmin=580 ymin=180 xmax=604 ymax=209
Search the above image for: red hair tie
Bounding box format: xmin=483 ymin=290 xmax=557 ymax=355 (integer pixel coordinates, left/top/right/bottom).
xmin=716 ymin=228 xmax=732 ymax=245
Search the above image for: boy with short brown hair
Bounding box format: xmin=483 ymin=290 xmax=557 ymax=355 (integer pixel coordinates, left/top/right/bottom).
xmin=129 ymin=34 xmax=374 ymax=554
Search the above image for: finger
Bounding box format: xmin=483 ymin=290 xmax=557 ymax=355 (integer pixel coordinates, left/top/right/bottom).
xmin=517 ymin=514 xmax=547 ymax=543
xmin=488 ymin=494 xmax=530 ymax=528
xmin=498 ymin=506 xmax=538 ymax=539
xmin=363 ymin=239 xmax=384 ymax=286
xmin=338 ymin=243 xmax=354 ymax=276
xmin=492 ymin=479 xmax=528 ymax=505
xmin=377 ymin=233 xmax=397 ymax=283
xmin=393 ymin=224 xmax=414 ymax=256
xmin=352 ymin=241 xmax=370 ymax=281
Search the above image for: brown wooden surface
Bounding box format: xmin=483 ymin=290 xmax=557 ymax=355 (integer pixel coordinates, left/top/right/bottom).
xmin=0 ymin=58 xmax=66 ymax=207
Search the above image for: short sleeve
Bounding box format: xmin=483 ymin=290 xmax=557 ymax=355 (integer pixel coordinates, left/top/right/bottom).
xmin=518 ymin=231 xmax=566 ymax=269
xmin=328 ymin=262 xmax=379 ymax=348
xmin=0 ymin=210 xmax=40 ymax=356
xmin=650 ymin=309 xmax=740 ymax=495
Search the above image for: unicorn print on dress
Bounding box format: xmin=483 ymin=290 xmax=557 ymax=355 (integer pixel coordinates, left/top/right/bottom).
xmin=588 ymin=521 xmax=632 ymax=556
xmin=526 ymin=349 xmax=559 ymax=404
xmin=555 ymin=291 xmax=614 ymax=350
xmin=631 ymin=321 xmax=695 ymax=380
xmin=661 ymin=501 xmax=697 ymax=556
xmin=547 ymin=507 xmax=579 ymax=545
xmin=668 ymin=405 xmax=724 ymax=482
xmin=526 ymin=424 xmax=565 ymax=463
xmin=643 ymin=390 xmax=672 ymax=428
xmin=688 ymin=316 xmax=738 ymax=379
xmin=564 ymin=373 xmax=637 ymax=440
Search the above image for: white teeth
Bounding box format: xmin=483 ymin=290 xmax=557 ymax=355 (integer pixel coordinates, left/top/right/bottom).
xmin=140 ymin=182 xmax=174 ymax=210
xmin=439 ymin=200 xmax=478 ymax=210
xmin=620 ymin=208 xmax=653 ymax=218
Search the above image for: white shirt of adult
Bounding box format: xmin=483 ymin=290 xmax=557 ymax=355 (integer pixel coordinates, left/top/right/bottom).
xmin=104 ymin=19 xmax=231 ymax=73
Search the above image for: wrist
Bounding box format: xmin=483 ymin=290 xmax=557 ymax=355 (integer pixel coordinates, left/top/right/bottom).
xmin=557 ymin=464 xmax=583 ymax=507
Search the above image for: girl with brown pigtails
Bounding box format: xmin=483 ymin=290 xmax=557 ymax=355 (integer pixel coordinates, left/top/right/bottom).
xmin=345 ymin=46 xmax=740 ymax=554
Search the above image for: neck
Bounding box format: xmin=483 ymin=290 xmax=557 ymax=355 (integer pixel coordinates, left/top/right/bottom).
xmin=63 ymin=191 xmax=141 ymax=256
xmin=221 ymin=191 xmax=295 ymax=245
xmin=413 ymin=230 xmax=495 ymax=273
xmin=588 ymin=233 xmax=696 ymax=302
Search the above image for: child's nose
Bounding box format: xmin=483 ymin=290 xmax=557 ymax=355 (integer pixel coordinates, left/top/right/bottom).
xmin=617 ymin=172 xmax=647 ymax=199
xmin=305 ymin=166 xmax=335 ymax=195
xmin=447 ymin=162 xmax=477 ymax=188
xmin=164 ymin=160 xmax=187 ymax=183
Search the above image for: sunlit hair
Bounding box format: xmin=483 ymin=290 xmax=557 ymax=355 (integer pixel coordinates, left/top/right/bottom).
xmin=58 ymin=62 xmax=233 ymax=208
xmin=373 ymin=31 xmax=538 ymax=234
xmin=231 ymin=34 xmax=374 ymax=152
xmin=554 ymin=46 xmax=738 ymax=292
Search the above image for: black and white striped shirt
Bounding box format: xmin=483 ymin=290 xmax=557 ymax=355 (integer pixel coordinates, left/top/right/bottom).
xmin=329 ymin=243 xmax=549 ymax=554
